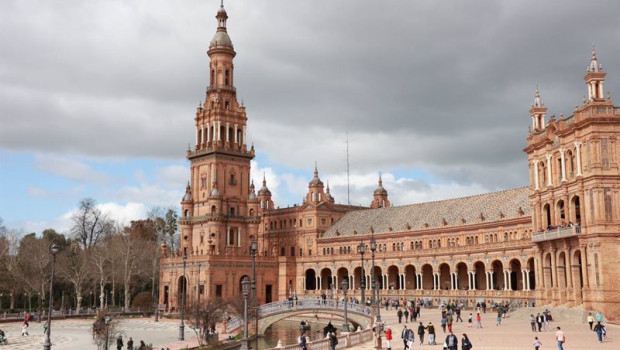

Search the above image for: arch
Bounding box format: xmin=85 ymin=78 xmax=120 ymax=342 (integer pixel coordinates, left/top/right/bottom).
xmin=320 ymin=268 xmax=332 ymax=290
xmin=474 ymin=261 xmax=486 ymax=290
xmin=527 ymin=258 xmax=536 ymax=291
xmin=543 ymin=253 xmax=553 ymax=288
xmin=542 ymin=203 xmax=551 ymax=229
xmin=373 ymin=266 xmax=383 ymax=289
xmin=404 ymin=265 xmax=416 ymax=290
xmin=491 ymin=260 xmax=504 ymax=290
xmin=421 ymin=264 xmax=433 ymax=290
xmin=354 ymin=267 xmax=364 ymax=290
xmin=557 ymin=251 xmax=567 ymax=289
xmin=566 ymin=149 xmax=575 ymax=179
xmin=211 ymin=205 xmax=217 ymax=214
xmin=387 ymin=265 xmax=400 ymax=290
xmin=556 ymin=199 xmax=566 ymax=225
xmin=570 ymin=195 xmax=581 ymax=225
xmin=305 ymin=269 xmax=317 ymax=290
xmin=177 ymin=276 xmax=188 ymax=309
xmin=439 ymin=263 xmax=451 ymax=290
xmin=336 ymin=267 xmax=349 ymax=289
xmin=184 ymin=209 xmax=190 ymax=217
xmin=508 ymin=259 xmax=522 ymax=291
xmin=572 ymin=250 xmax=583 ymax=301
xmin=456 ymin=262 xmax=468 ymax=290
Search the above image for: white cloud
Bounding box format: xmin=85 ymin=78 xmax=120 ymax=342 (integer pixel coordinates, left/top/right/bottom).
xmin=27 ymin=185 xmax=85 ymax=199
xmin=34 ymin=154 xmax=109 ymax=183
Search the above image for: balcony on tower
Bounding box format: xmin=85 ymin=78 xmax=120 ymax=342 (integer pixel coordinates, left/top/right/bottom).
xmin=532 ymin=225 xmax=581 ymax=242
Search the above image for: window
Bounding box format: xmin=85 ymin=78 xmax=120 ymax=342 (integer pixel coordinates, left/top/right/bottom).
xmin=225 ymin=101 xmax=230 ymax=110
xmin=307 ymin=218 xmax=312 ymax=226
xmin=299 ymin=248 xmax=303 ymax=256
xmin=309 ymin=249 xmax=312 ymax=256
xmin=291 ymin=247 xmax=295 ymax=257
xmin=280 ymin=247 xmax=285 ymax=256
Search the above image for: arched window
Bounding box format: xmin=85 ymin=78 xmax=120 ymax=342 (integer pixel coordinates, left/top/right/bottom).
xmin=184 ymin=209 xmax=190 ymax=217
xmin=249 ymin=209 xmax=254 ymax=216
xmin=211 ymin=205 xmax=217 ymax=214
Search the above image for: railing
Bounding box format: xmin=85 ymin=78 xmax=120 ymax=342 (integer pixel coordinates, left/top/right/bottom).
xmin=269 ymin=328 xmax=373 ymax=350
xmin=225 ymin=315 xmax=243 ymax=333
xmin=258 ymin=299 xmax=372 ymax=318
xmin=0 ymin=308 xmax=145 ymax=322
xmin=532 ymin=226 xmax=581 ymax=242
xmin=207 ymin=85 xmax=236 ymax=93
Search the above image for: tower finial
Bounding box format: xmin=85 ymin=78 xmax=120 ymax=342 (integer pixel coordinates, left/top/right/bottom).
xmin=262 ymin=171 xmax=266 ymax=184
xmin=533 ymin=84 xmax=543 ymax=107
xmin=588 ymin=43 xmax=601 ymax=72
xmin=221 ymin=0 xmax=224 ymax=8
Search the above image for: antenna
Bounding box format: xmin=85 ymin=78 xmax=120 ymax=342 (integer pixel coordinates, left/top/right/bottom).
xmin=346 ymin=132 xmax=350 ymax=205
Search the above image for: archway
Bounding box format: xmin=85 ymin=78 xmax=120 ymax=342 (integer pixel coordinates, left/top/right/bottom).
xmin=373 ymin=266 xmax=383 ymax=290
xmin=387 ymin=265 xmax=400 ymax=290
xmin=542 ymin=203 xmax=551 ymax=229
xmin=337 ymin=267 xmax=349 ymax=289
xmin=527 ymin=258 xmax=536 ymax=290
xmin=572 ymin=250 xmax=584 ymax=302
xmin=557 ymin=252 xmax=567 ymax=289
xmin=543 ymin=253 xmax=553 ymax=288
xmin=491 ymin=260 xmax=504 ymax=290
xmin=570 ymin=195 xmax=581 ymax=224
xmin=404 ymin=265 xmax=416 ymax=290
xmin=456 ymin=262 xmax=468 ymax=290
xmin=320 ymin=268 xmax=332 ymax=290
xmin=305 ymin=269 xmax=317 ymax=290
xmin=509 ymin=259 xmax=522 ymax=291
xmin=439 ymin=263 xmax=451 ymax=290
xmin=556 ymin=200 xmax=566 ymax=225
xmin=474 ymin=261 xmax=486 ymax=290
xmin=422 ymin=264 xmax=433 ymax=290
xmin=354 ymin=266 xmax=364 ymax=290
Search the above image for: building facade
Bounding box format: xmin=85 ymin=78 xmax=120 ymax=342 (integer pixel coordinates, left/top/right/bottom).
xmin=159 ymin=5 xmax=620 ymax=321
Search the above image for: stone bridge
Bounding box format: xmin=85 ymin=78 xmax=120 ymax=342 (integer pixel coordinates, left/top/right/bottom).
xmin=226 ymin=299 xmax=373 ymax=335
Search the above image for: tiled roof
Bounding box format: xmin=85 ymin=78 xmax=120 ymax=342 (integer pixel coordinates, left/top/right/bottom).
xmin=322 ymin=187 xmax=530 ymax=238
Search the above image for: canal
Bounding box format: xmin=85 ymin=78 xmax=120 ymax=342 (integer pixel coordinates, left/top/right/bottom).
xmin=258 ymin=317 xmax=349 ymax=348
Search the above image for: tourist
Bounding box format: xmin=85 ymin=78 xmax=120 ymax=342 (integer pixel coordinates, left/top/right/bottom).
xmin=427 ymin=322 xmax=436 ymax=345
xmin=593 ymin=321 xmax=605 ymax=343
xmin=385 ymin=326 xmax=393 ymax=350
xmin=467 ymin=313 xmax=473 ymax=328
xmin=475 ymin=313 xmax=482 ymax=329
xmin=555 ymin=326 xmax=565 ymax=350
xmin=299 ymin=331 xmax=308 ymax=350
xmin=481 ymin=301 xmax=487 ymax=313
xmin=127 ymin=337 xmax=134 ymax=350
xmin=530 ymin=314 xmax=536 ymax=332
xmin=595 ymin=311 xmax=603 ymax=323
xmin=496 ymin=307 xmax=502 ymax=326
xmin=404 ymin=308 xmax=409 ymax=323
xmin=587 ymin=312 xmax=594 ymax=330
xmin=461 ymin=333 xmax=472 ymax=350
xmin=417 ymin=322 xmax=426 ymax=345
xmin=455 ymin=307 xmax=463 ymax=322
xmin=447 ymin=312 xmax=453 ymax=332
xmin=116 ymin=335 xmax=124 ymax=350
xmin=401 ymin=325 xmax=408 ymax=350
xmin=138 ymin=340 xmax=146 ymax=350
xmin=440 ymin=316 xmax=447 ymax=333
xmin=445 ymin=330 xmax=458 ymax=350
xmin=406 ymin=328 xmax=415 ymax=350
xmin=21 ymin=321 xmax=29 ymax=336
xmin=542 ymin=311 xmax=549 ymax=331
xmin=398 ymin=309 xmax=403 ymax=323
xmin=533 ymin=336 xmax=542 ymax=350
xmin=536 ymin=313 xmax=543 ymax=332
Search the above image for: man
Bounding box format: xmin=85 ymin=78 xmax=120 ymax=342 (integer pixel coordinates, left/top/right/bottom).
xmin=445 ymin=330 xmax=458 ymax=350
xmin=555 ymin=326 xmax=566 ymax=350
xmin=397 ymin=309 xmax=403 ymax=323
xmin=536 ymin=313 xmax=543 ymax=332
xmin=401 ymin=325 xmax=408 ymax=350
xmin=116 ymin=335 xmax=124 ymax=350
xmin=127 ymin=337 xmax=134 ymax=350
xmin=417 ymin=322 xmax=426 ymax=345
xmin=427 ymin=322 xmax=436 ymax=345
xmin=299 ymin=331 xmax=308 ymax=350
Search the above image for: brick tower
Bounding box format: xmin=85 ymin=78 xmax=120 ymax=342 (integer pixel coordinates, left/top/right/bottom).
xmin=525 ymin=46 xmax=620 ymax=319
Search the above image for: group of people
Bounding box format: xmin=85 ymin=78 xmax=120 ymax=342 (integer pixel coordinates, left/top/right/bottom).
xmin=115 ymin=335 xmax=147 ymax=350
xmin=397 ymin=325 xmax=472 ymax=350
xmin=587 ymin=312 xmax=608 ymax=343
xmin=529 ymin=310 xmax=552 ymax=332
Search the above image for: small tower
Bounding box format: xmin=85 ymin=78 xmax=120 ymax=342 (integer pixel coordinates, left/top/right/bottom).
xmin=371 ymin=174 xmax=391 ymax=208
xmin=529 ymin=85 xmax=547 ymax=131
xmin=585 ymin=45 xmax=606 ymax=102
xmin=181 ymin=182 xmax=193 ymax=218
xmin=305 ymin=164 xmax=326 ymax=204
xmin=257 ymin=174 xmax=274 ymax=211
xmin=247 ymin=180 xmax=259 ymax=216
xmin=325 ymin=180 xmax=335 ymax=204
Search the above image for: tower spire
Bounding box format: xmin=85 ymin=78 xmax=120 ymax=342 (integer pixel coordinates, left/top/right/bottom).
xmin=529 ymin=84 xmax=547 ymax=131
xmin=585 ymin=44 xmax=606 ymax=102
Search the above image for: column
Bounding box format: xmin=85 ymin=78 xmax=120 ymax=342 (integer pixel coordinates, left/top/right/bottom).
xmin=195 ymin=128 xmax=199 ymax=146
xmin=351 ymin=275 xmax=355 ymax=291
xmin=206 ymin=123 xmax=210 ymax=142
xmin=242 ymin=126 xmax=247 ymax=147
xmin=234 ymin=124 xmax=238 ymax=144
xmin=236 ymin=228 xmax=241 ymax=247
xmin=545 ymin=154 xmax=553 ymax=187
xmin=551 ymin=249 xmax=558 ymax=287
xmin=533 ymin=160 xmax=540 ymax=190
xmin=580 ymin=245 xmax=589 ymax=288
xmin=225 ymin=122 xmax=230 ymax=142
xmin=574 ymin=142 xmax=582 ymax=176
xmin=488 ymin=271 xmax=495 ymax=290
xmin=217 ymin=121 xmax=221 ymax=141
xmin=559 ymin=148 xmax=567 ymax=182
xmin=418 ymin=274 xmax=423 ymax=290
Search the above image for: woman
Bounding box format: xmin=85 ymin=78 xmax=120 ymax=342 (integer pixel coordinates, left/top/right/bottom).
xmin=417 ymin=322 xmax=426 ymax=345
xmin=587 ymin=312 xmax=594 ymax=330
xmin=530 ymin=314 xmax=536 ymax=332
xmin=461 ymin=333 xmax=472 ymax=350
xmin=385 ymin=326 xmax=393 ymax=350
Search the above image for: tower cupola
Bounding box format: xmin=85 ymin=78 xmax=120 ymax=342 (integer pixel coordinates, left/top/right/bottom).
xmin=529 ymin=85 xmax=547 ymax=131
xmin=257 ymin=174 xmax=274 ymax=211
xmin=306 ymin=164 xmax=326 ymax=204
xmin=371 ymin=173 xmax=391 ymax=208
xmin=585 ymin=45 xmax=606 ymax=102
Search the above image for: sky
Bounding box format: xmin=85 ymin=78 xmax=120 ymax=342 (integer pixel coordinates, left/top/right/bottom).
xmin=1 ymin=0 xmax=619 ymax=235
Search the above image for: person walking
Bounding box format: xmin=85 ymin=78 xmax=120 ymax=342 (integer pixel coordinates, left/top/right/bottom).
xmin=467 ymin=313 xmax=473 ymax=328
xmin=533 ymin=336 xmax=542 ymax=350
xmin=417 ymin=322 xmax=426 ymax=345
xmin=593 ymin=322 xmax=604 ymax=343
xmin=22 ymin=321 xmax=29 ymax=336
xmin=398 ymin=309 xmax=404 ymax=323
xmin=127 ymin=337 xmax=134 ymax=350
xmin=536 ymin=313 xmax=543 ymax=332
xmin=299 ymin=331 xmax=308 ymax=350
xmin=555 ymin=326 xmax=566 ymax=350
xmin=427 ymin=322 xmax=436 ymax=345
xmin=445 ymin=330 xmax=458 ymax=350
xmin=385 ymin=327 xmax=393 ymax=350
xmin=116 ymin=335 xmax=124 ymax=350
xmin=401 ymin=325 xmax=408 ymax=350
xmin=475 ymin=313 xmax=482 ymax=329
xmin=530 ymin=314 xmax=536 ymax=332
xmin=440 ymin=317 xmax=447 ymax=333
xmin=329 ymin=331 xmax=338 ymax=350
xmin=406 ymin=328 xmax=415 ymax=350
xmin=461 ymin=333 xmax=472 ymax=350
xmin=595 ymin=311 xmax=603 ymax=323
xmin=447 ymin=313 xmax=453 ymax=333
xmin=404 ymin=308 xmax=409 ymax=323
xmin=543 ymin=312 xmax=549 ymax=331
xmin=455 ymin=307 xmax=463 ymax=322
xmin=587 ymin=312 xmax=594 ymax=330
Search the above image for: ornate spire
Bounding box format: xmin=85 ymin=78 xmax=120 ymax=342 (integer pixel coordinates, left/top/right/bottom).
xmin=533 ymin=84 xmax=543 ymax=107
xmin=258 ymin=172 xmax=271 ymax=196
xmin=182 ymin=181 xmax=193 ymax=201
xmin=588 ymin=44 xmax=601 ymax=72
xmin=309 ymin=163 xmax=323 ymax=187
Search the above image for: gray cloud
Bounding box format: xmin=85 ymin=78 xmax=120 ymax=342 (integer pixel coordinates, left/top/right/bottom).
xmin=1 ymin=0 xmax=619 ymax=192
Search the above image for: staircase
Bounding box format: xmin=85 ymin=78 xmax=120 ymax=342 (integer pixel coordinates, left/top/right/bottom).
xmin=509 ymin=305 xmax=589 ymax=324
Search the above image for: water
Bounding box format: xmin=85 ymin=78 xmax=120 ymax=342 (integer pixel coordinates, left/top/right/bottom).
xmin=259 ymin=318 xmax=347 ymax=349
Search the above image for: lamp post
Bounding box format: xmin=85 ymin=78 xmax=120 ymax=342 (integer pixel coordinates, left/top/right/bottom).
xmin=250 ymin=238 xmax=258 ymax=350
xmin=178 ymin=253 xmax=187 ymax=341
xmin=369 ymin=235 xmax=377 ymax=307
xmin=357 ymin=242 xmax=366 ymax=304
xmin=341 ymin=278 xmax=350 ymax=332
xmin=195 ymin=263 xmax=201 ymax=330
xmin=43 ymin=242 xmax=59 ymax=350
xmin=240 ymin=277 xmax=250 ymax=350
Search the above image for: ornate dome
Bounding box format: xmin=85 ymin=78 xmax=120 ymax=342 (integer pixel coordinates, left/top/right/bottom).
xmin=308 ymin=165 xmax=323 ymax=187
xmin=374 ymin=175 xmax=388 ymax=196
xmin=182 ymin=182 xmax=193 ymax=202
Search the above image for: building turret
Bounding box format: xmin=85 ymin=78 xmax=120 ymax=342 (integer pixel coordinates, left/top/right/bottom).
xmin=529 ymin=85 xmax=547 ymax=131
xmin=247 ymin=179 xmax=259 ymax=216
xmin=257 ymin=174 xmax=274 ymax=211
xmin=305 ymin=164 xmax=326 ymax=204
xmin=181 ymin=181 xmax=193 ymax=218
xmin=325 ymin=180 xmax=335 ymax=204
xmin=371 ymin=174 xmax=391 ymax=208
xmin=585 ymin=45 xmax=606 ymax=102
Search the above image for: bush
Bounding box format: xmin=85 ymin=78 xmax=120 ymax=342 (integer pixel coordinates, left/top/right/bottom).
xmin=131 ymin=292 xmax=154 ymax=310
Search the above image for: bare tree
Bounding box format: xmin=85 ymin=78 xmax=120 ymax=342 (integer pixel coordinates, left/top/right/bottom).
xmin=71 ymin=198 xmax=114 ymax=250
xmin=57 ymin=244 xmax=90 ymax=312
xmin=110 ymin=231 xmax=151 ymax=312
xmin=90 ymin=245 xmax=111 ymax=309
xmin=190 ymin=298 xmax=236 ymax=346
xmin=15 ymin=233 xmax=53 ymax=318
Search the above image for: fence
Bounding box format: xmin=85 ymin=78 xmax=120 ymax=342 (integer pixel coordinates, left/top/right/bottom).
xmin=269 ymin=328 xmax=373 ymax=350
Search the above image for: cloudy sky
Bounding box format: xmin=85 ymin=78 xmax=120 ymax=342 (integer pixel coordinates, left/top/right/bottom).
xmin=1 ymin=0 xmax=619 ymax=234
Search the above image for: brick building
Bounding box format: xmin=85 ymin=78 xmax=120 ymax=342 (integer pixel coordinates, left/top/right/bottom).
xmin=159 ymin=5 xmax=620 ymax=321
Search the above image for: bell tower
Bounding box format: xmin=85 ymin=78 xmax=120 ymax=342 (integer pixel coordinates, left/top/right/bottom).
xmin=179 ymin=2 xmax=257 ymax=257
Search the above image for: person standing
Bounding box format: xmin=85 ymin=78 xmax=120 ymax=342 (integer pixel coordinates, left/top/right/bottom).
xmin=555 ymin=326 xmax=566 ymax=350
xmin=417 ymin=322 xmax=426 ymax=345
xmin=593 ymin=322 xmax=604 ymax=343
xmin=440 ymin=317 xmax=447 ymax=333
xmin=475 ymin=313 xmax=482 ymax=329
xmin=455 ymin=307 xmax=463 ymax=322
xmin=328 ymin=331 xmax=338 ymax=350
xmin=406 ymin=328 xmax=414 ymax=350
xmin=22 ymin=321 xmax=29 ymax=336
xmin=404 ymin=308 xmax=409 ymax=323
xmin=447 ymin=313 xmax=453 ymax=333
xmin=533 ymin=336 xmax=542 ymax=350
xmin=116 ymin=335 xmax=124 ymax=350
xmin=398 ymin=309 xmax=404 ymax=323
xmin=444 ymin=330 xmax=458 ymax=350
xmin=530 ymin=314 xmax=536 ymax=332
xmin=385 ymin=327 xmax=393 ymax=350
xmin=496 ymin=308 xmax=503 ymax=326
xmin=587 ymin=312 xmax=594 ymax=330
xmin=543 ymin=312 xmax=549 ymax=331
xmin=461 ymin=333 xmax=472 ymax=350
xmin=299 ymin=331 xmax=308 ymax=350
xmin=595 ymin=312 xmax=603 ymax=323
xmin=536 ymin=313 xmax=543 ymax=332
xmin=127 ymin=337 xmax=134 ymax=350
xmin=467 ymin=313 xmax=473 ymax=328
xmin=401 ymin=325 xmax=408 ymax=350
xmin=427 ymin=322 xmax=436 ymax=345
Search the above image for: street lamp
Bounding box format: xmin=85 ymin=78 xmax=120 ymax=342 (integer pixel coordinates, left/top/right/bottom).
xmin=369 ymin=234 xmax=377 ymax=307
xmin=179 ymin=253 xmax=187 ymax=341
xmin=43 ymin=242 xmax=59 ymax=350
xmin=240 ymin=277 xmax=250 ymax=350
xmin=195 ymin=263 xmax=201 ymax=330
xmin=341 ymin=278 xmax=350 ymax=332
xmin=250 ymin=238 xmax=258 ymax=350
xmin=357 ymin=242 xmax=366 ymax=304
